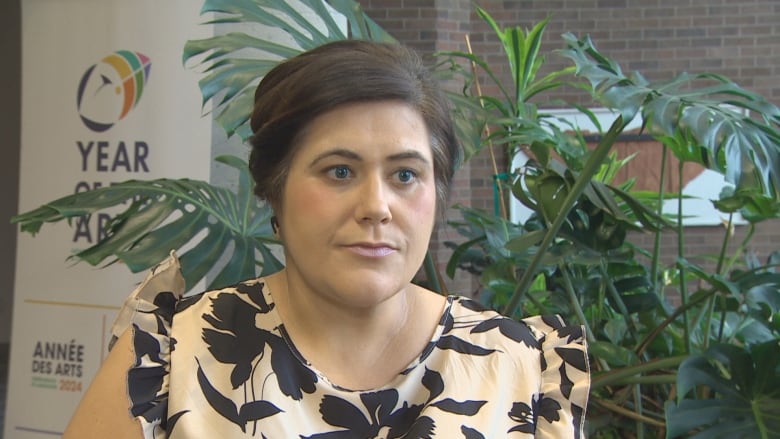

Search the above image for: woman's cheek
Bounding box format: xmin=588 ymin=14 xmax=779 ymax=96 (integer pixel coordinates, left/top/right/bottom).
xmin=289 ymin=178 xmax=333 ymax=211
xmin=408 ymin=184 xmax=437 ymax=221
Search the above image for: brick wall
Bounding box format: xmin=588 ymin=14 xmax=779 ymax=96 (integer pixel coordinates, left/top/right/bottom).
xmin=362 ymin=0 xmax=780 ymax=295
xmin=457 ymin=0 xmax=780 ymax=106
xmin=631 ymin=221 xmax=780 ymax=270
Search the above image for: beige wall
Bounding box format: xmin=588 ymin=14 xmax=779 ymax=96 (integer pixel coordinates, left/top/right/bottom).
xmin=0 ymin=0 xmax=20 ymax=345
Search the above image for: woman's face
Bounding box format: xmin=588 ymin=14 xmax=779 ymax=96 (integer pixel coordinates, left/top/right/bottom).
xmin=276 ymin=100 xmax=437 ymax=308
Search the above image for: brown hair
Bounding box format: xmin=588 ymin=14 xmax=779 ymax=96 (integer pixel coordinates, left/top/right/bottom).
xmin=248 ymin=40 xmax=460 ymax=209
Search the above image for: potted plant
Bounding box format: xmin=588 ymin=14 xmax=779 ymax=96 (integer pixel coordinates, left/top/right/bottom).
xmin=438 ymin=6 xmax=780 ymax=438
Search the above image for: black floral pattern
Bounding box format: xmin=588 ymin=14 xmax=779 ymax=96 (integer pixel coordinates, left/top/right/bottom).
xmin=124 ymin=291 xmax=179 ymax=430
xmin=118 ymin=269 xmax=590 ymax=439
xmin=194 ymin=283 xmax=318 ymax=434
xmin=128 ymin=323 xmax=169 ymax=423
xmin=304 ymin=390 xmax=423 ymax=438
xmin=508 ymin=401 xmax=536 ymax=434
xmin=471 ymin=316 xmax=540 ymax=350
xmin=201 ymin=285 xmax=317 ymax=399
xmin=196 ymin=358 xmax=283 ymax=432
xmin=507 ymin=393 xmax=564 ymax=434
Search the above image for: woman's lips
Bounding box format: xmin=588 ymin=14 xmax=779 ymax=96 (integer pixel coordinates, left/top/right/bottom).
xmin=344 ymin=244 xmax=397 ymax=257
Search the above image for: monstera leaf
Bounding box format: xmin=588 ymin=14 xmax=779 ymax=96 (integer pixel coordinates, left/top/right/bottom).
xmin=561 ymin=33 xmax=780 ymax=202
xmin=182 ymin=0 xmax=396 ymax=140
xmin=13 ymin=156 xmax=282 ymax=291
xmin=665 ymin=341 xmax=780 ymax=439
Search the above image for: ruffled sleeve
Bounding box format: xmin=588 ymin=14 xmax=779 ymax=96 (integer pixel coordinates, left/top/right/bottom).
xmin=523 ymin=315 xmax=591 ymax=439
xmin=109 ymin=251 xmax=185 ymax=439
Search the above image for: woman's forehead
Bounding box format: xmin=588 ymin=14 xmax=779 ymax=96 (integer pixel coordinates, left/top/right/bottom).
xmin=290 ymin=101 xmax=433 ymax=162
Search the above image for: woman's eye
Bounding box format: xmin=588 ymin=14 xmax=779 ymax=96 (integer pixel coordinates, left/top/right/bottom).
xmin=396 ymin=169 xmax=416 ymax=184
xmin=327 ymin=165 xmax=352 ymax=180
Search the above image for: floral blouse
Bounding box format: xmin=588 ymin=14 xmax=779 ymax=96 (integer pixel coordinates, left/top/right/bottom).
xmin=110 ymin=253 xmax=590 ymax=438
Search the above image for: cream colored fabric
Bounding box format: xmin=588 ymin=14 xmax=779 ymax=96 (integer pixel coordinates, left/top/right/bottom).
xmin=114 ymin=265 xmax=590 ymax=438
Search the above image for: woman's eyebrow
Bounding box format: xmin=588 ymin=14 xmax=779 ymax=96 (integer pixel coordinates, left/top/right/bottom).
xmin=309 ymin=149 xmax=431 ymax=167
xmin=309 ymin=149 xmax=362 ymax=167
xmin=387 ymin=151 xmax=431 ymax=166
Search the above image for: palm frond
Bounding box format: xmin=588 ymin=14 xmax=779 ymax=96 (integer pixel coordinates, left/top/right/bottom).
xmin=183 ymin=0 xmax=396 ymax=141
xmin=13 ymin=156 xmax=282 ymax=290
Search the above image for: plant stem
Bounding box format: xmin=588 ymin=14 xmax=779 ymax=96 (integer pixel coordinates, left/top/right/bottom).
xmin=601 ymin=374 xmax=677 ymax=387
xmin=560 ymin=266 xmax=594 ymax=342
xmin=591 ymin=355 xmax=687 ymax=389
xmin=650 ymin=145 xmax=668 ymax=296
xmin=560 ymin=265 xmax=612 ymax=373
xmin=593 ymin=399 xmax=666 ymax=428
xmin=465 ymin=34 xmax=508 ymax=221
xmin=503 ymin=115 xmax=628 ymax=317
xmin=718 ymin=223 xmax=755 ymax=342
xmin=676 ymin=158 xmax=691 ymax=354
xmin=595 ymin=271 xmax=606 ymax=325
xmin=752 ymin=399 xmax=769 ymax=439
xmin=600 ymin=261 xmax=639 ymax=338
xmin=703 ymin=212 xmax=733 ymax=349
xmin=726 ymin=223 xmax=755 ymax=271
xmin=714 ymin=213 xmax=733 ymax=276
xmin=634 ymin=385 xmax=645 ymax=439
xmin=636 ymin=286 xmax=716 ymax=356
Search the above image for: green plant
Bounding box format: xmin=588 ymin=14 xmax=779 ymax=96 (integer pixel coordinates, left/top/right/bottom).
xmin=13 ymin=156 xmax=281 ymax=290
xmin=666 ymin=341 xmax=780 ymax=438
xmin=182 ymin=0 xmax=395 ymax=141
xmin=439 ymin=6 xmax=780 ymax=439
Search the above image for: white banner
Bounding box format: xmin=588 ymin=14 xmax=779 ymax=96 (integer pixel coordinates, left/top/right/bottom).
xmin=7 ymin=1 xmax=212 ymax=436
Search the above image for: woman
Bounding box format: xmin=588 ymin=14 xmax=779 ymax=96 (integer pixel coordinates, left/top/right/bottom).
xmin=65 ymin=40 xmax=589 ymax=438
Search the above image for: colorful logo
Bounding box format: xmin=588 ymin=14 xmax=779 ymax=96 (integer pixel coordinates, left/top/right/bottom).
xmin=76 ymin=50 xmax=151 ymax=132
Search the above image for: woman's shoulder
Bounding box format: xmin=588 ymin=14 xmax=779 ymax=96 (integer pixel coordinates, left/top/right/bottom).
xmin=109 ymin=250 xmax=273 ymax=342
xmin=445 ymin=296 xmax=587 ymax=356
xmin=444 ymin=296 xmax=590 ymax=428
xmin=174 ymin=277 xmax=273 ymax=316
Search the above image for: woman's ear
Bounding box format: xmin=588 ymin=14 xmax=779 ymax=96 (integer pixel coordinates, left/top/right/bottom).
xmin=269 ymin=202 xmax=281 ymax=236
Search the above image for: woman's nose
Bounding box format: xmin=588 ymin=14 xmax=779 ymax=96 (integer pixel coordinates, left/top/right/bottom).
xmin=355 ymin=176 xmax=392 ymax=224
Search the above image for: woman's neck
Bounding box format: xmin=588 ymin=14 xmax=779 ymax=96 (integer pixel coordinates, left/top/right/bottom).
xmin=264 ymin=270 xmax=442 ymax=390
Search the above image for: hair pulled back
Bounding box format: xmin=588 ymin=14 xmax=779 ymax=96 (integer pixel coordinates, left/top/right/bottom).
xmin=248 ymin=40 xmax=460 ymax=209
